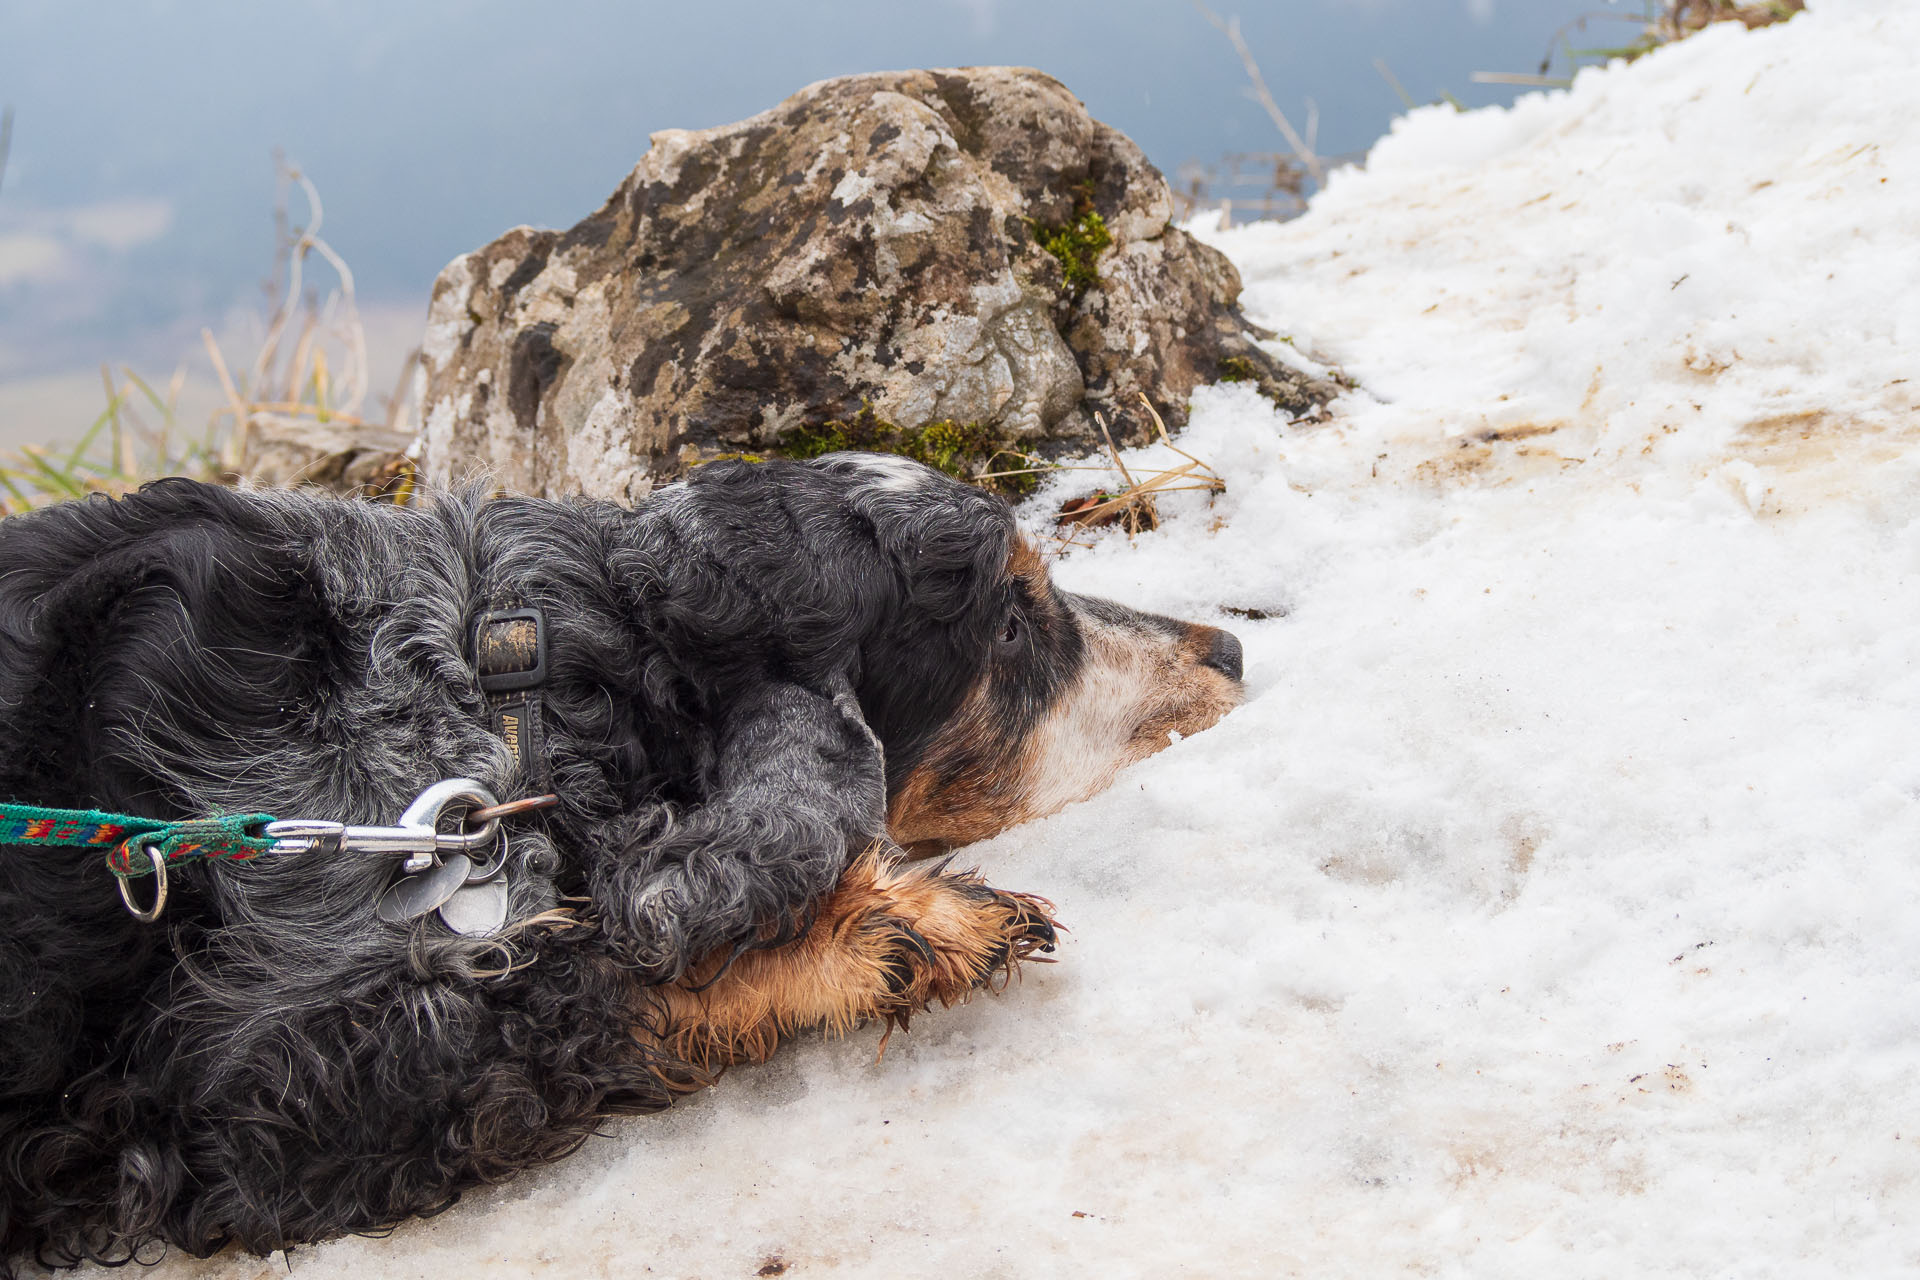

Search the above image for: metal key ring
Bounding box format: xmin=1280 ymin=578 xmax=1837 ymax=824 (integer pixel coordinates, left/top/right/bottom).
xmin=462 ymin=830 xmax=509 ymax=885
xmin=116 ymin=836 xmax=169 ymax=924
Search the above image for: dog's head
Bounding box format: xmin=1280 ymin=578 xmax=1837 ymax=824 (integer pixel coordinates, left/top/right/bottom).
xmin=673 ymin=452 xmax=1242 ymax=855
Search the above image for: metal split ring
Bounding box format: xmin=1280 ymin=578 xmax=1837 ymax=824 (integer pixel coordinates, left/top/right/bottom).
xmin=115 ymin=836 xmax=169 ymax=924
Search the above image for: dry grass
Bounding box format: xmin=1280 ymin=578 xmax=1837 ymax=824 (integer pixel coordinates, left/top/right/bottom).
xmin=1036 ymin=395 xmax=1226 ymax=550
xmin=206 ymin=160 xmax=416 ymax=500
xmin=0 ymin=160 xmax=411 ymax=516
xmin=1473 ymin=0 xmax=1808 ymax=88
xmin=0 ymin=366 xmax=226 ymax=513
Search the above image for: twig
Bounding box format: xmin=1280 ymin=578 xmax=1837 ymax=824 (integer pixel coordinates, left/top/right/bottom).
xmin=1373 ymin=58 xmax=1416 ymax=110
xmin=1470 ymin=72 xmax=1572 ymax=87
xmin=0 ymin=106 xmax=12 ymax=201
xmin=202 ymin=329 xmax=251 ymax=472
xmin=1192 ymin=2 xmax=1324 ymax=185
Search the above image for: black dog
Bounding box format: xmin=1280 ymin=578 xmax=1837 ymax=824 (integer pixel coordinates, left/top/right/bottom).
xmin=0 ymin=453 xmax=1241 ymax=1270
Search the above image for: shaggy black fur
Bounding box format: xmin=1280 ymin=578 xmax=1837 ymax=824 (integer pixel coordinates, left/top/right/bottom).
xmin=0 ymin=455 xmax=1040 ymax=1270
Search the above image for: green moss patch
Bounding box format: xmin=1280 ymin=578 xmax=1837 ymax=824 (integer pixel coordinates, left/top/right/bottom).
xmin=1217 ymin=355 xmax=1260 ymax=383
xmin=1037 ymin=210 xmax=1112 ymax=298
xmin=774 ymin=405 xmax=1038 ymax=496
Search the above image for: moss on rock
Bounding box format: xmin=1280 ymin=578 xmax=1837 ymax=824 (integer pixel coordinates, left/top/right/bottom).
xmin=1217 ymin=355 xmax=1260 ymax=383
xmin=774 ymin=405 xmax=1037 ymax=495
xmin=1038 ymin=210 xmax=1112 ymax=298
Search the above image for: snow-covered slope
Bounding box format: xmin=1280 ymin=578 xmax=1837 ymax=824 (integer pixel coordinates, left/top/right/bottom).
xmin=120 ymin=3 xmax=1920 ymax=1275
xmin=1211 ymin=0 xmax=1920 ymax=520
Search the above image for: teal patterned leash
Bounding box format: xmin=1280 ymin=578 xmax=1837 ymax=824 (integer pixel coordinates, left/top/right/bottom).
xmin=0 ymin=803 xmax=278 ymax=879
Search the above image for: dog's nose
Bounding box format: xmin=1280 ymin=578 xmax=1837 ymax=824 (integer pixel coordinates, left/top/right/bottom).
xmin=1200 ymin=628 xmax=1243 ymax=682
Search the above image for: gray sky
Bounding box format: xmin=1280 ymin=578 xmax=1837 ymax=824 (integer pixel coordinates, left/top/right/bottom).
xmin=0 ymin=0 xmax=1621 ymax=410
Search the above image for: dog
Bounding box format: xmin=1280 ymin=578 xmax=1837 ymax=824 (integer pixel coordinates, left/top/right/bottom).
xmin=0 ymin=452 xmax=1242 ymax=1270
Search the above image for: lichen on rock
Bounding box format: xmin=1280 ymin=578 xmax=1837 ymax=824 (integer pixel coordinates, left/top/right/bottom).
xmin=417 ymin=66 xmax=1336 ymax=501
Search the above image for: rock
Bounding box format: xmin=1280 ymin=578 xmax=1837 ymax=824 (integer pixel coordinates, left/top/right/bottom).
xmin=240 ymin=415 xmax=414 ymax=496
xmin=418 ymin=67 xmax=1334 ymax=502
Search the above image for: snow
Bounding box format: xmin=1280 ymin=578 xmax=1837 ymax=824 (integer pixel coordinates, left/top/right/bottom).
xmin=110 ymin=2 xmax=1920 ymax=1275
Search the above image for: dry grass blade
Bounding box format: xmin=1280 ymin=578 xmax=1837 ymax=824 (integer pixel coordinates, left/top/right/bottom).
xmin=1135 ymin=392 xmax=1223 ymax=484
xmin=1192 ymin=1 xmax=1324 ymax=185
xmin=0 ymin=159 xmax=391 ymax=516
xmin=1096 ymin=412 xmax=1139 ymax=490
xmin=1056 ymin=394 xmax=1227 ymax=539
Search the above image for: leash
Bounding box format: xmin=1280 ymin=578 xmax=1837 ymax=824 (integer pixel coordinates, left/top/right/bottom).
xmin=0 ymin=804 xmax=276 ymax=872
xmin=0 ymin=804 xmax=276 ymax=922
xmin=0 ymin=784 xmax=556 ymax=927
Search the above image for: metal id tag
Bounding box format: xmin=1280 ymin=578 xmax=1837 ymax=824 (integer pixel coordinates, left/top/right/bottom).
xmin=375 ymin=853 xmax=473 ymax=924
xmin=438 ymin=877 xmax=511 ymax=936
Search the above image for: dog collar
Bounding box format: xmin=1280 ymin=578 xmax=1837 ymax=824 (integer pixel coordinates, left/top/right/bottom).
xmin=472 ymin=604 xmax=553 ymax=793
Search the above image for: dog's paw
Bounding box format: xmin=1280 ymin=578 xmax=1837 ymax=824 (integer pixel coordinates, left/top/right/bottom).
xmin=609 ymin=882 xmax=693 ymax=982
xmin=653 ymin=854 xmax=1059 ymax=1069
xmin=848 ymin=862 xmax=1059 ymax=1018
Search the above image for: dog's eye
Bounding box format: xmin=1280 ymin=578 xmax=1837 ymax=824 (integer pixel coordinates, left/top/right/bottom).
xmin=997 ymin=615 xmax=1021 ymax=647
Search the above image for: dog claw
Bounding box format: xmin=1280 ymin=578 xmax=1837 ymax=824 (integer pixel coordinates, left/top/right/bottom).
xmin=1012 ymin=902 xmax=1057 ymax=952
xmin=970 ymin=891 xmax=1060 ymax=981
xmin=878 ymin=920 xmax=937 ymax=995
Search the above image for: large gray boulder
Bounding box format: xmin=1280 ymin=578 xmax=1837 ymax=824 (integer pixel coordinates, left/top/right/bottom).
xmin=417 ymin=66 xmax=1331 ymax=502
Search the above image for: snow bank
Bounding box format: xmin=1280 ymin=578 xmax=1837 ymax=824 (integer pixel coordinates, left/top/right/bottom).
xmin=1210 ymin=0 xmax=1920 ymax=516
xmin=114 ymin=3 xmax=1920 ymax=1276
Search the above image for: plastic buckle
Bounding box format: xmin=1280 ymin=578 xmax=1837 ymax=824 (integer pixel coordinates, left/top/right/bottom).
xmin=473 ymin=607 xmax=548 ymax=693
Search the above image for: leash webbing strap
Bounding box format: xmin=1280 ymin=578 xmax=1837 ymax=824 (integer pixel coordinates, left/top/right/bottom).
xmin=0 ymin=803 xmax=277 ymax=878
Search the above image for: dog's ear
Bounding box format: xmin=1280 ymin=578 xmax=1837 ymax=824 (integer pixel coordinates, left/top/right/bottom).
xmin=593 ymin=671 xmax=887 ymax=980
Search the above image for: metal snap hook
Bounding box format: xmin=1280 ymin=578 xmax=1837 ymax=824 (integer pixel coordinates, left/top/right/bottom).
xmin=398 ymin=779 xmax=501 ymax=869
xmin=115 ymin=836 xmax=169 ymax=924
xmin=263 ymin=778 xmax=501 ymax=872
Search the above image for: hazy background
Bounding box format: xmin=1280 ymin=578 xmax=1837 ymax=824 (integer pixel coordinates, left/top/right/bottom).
xmin=0 ymin=0 xmax=1621 ymax=440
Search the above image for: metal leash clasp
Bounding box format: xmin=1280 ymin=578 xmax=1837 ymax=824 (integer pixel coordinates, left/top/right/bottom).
xmin=264 ymin=779 xmax=501 ymax=874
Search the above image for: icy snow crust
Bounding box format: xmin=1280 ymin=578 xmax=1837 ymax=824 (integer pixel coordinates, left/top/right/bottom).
xmin=119 ymin=4 xmax=1919 ymax=1275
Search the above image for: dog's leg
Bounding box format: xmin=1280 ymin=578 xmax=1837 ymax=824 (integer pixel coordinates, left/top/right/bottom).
xmin=649 ymin=851 xmax=1057 ymax=1069
xmin=596 ymin=679 xmax=889 ymax=982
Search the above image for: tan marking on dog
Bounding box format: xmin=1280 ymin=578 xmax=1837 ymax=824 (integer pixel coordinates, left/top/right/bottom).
xmin=1008 ymin=536 xmax=1049 ymax=586
xmin=649 ymin=851 xmax=1053 ymax=1071
xmin=1019 ymin=612 xmax=1240 ymax=821
xmin=890 ymin=538 xmax=1242 ymax=851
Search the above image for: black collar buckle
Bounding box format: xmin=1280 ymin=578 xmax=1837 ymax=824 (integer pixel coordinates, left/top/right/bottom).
xmin=473 ymin=608 xmax=548 ymax=694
